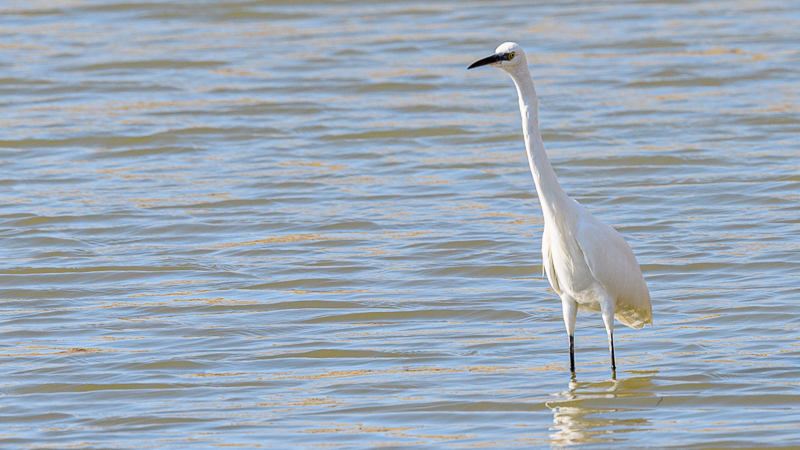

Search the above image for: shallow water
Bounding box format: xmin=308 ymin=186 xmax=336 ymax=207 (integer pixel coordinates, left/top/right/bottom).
xmin=1 ymin=0 xmax=800 ymax=448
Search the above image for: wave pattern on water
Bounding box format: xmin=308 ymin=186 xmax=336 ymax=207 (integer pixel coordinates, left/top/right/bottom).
xmin=1 ymin=0 xmax=800 ymax=448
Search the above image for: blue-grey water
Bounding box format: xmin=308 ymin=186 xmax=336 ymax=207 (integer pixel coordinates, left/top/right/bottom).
xmin=2 ymin=0 xmax=799 ymax=448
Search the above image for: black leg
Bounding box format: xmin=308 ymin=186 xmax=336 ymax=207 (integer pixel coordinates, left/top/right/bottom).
xmin=569 ymin=334 xmax=575 ymax=373
xmin=610 ymin=332 xmax=616 ymax=372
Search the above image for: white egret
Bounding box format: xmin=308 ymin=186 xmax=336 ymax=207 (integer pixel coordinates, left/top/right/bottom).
xmin=468 ymin=42 xmax=652 ymax=373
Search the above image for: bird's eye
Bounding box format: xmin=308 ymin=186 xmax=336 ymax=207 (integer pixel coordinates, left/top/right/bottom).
xmin=508 ymin=52 xmax=516 ymax=60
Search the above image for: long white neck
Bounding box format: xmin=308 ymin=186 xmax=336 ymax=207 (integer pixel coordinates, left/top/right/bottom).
xmin=506 ymin=65 xmax=571 ymax=221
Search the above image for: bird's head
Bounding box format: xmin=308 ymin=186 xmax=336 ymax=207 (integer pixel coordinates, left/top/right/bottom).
xmin=467 ymin=42 xmax=526 ymax=72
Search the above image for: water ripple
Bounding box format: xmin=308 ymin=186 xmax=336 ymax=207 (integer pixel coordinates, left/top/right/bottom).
xmin=1 ymin=0 xmax=800 ymax=448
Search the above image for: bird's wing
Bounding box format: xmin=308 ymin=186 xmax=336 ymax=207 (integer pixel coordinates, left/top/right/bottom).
xmin=575 ymin=209 xmax=652 ymax=329
xmin=541 ymin=224 xmax=561 ymax=296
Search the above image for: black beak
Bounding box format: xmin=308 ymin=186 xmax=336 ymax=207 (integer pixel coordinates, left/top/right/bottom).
xmin=468 ymin=53 xmax=503 ymax=70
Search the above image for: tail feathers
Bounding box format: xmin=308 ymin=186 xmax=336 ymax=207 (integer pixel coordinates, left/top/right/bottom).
xmin=615 ymin=308 xmax=653 ymax=330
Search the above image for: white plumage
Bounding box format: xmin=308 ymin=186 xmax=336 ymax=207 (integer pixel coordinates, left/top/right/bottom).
xmin=469 ymin=42 xmax=652 ymax=373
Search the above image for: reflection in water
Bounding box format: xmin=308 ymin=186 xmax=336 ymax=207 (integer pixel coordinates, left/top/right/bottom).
xmin=547 ymin=373 xmax=658 ymax=447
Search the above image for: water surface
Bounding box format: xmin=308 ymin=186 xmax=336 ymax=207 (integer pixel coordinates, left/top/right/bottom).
xmin=2 ymin=0 xmax=800 ymax=448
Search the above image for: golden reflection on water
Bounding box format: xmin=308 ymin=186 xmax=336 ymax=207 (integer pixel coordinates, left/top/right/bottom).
xmin=3 ymin=0 xmax=800 ymax=447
